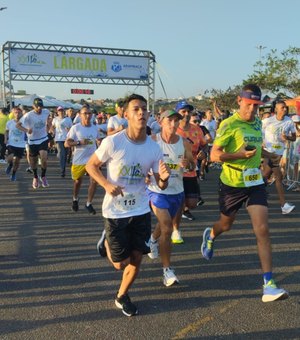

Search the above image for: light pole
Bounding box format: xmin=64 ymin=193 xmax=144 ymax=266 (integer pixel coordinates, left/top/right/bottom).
xmin=256 ymin=45 xmax=266 ymax=71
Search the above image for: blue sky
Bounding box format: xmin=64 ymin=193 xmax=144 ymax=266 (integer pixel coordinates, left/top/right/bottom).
xmin=1 ymin=0 xmax=299 ymax=100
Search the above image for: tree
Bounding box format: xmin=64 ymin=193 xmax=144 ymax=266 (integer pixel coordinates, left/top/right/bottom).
xmin=244 ymin=47 xmax=300 ymax=96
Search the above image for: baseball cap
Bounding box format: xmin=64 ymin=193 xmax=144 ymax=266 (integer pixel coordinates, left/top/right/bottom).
xmin=240 ymin=90 xmax=264 ymax=105
xmin=292 ymin=115 xmax=300 ymax=122
xmin=57 ymin=106 xmax=64 ymax=111
xmin=160 ymin=109 xmax=183 ymax=121
xmin=175 ymin=100 xmax=194 ymax=113
xmin=33 ymin=98 xmax=44 ymax=107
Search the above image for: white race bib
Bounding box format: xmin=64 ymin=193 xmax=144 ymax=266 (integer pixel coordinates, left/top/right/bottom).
xmin=243 ymin=168 xmax=264 ymax=187
xmin=115 ymin=192 xmax=140 ymax=212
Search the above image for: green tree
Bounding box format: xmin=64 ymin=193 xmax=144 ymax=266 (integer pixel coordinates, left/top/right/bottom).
xmin=244 ymin=47 xmax=300 ymax=96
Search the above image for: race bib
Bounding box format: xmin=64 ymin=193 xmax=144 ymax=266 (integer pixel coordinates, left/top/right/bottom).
xmin=115 ymin=192 xmax=140 ymax=212
xmin=243 ymin=168 xmax=264 ymax=187
xmin=272 ymin=144 xmax=283 ymax=150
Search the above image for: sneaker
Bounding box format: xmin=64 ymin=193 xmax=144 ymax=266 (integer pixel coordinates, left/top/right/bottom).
xmin=197 ymin=197 xmax=205 ymax=206
xmin=199 ymin=175 xmax=205 ymax=181
xmin=96 ymin=230 xmax=107 ymax=257
xmin=182 ymin=209 xmax=195 ymax=221
xmin=72 ymin=199 xmax=79 ymax=212
xmin=201 ymin=227 xmax=214 ymax=260
xmin=171 ymin=230 xmax=184 ymax=244
xmin=163 ymin=268 xmax=179 ymax=287
xmin=287 ymin=182 xmax=297 ymax=191
xmin=148 ymin=238 xmax=159 ymax=259
xmin=26 ymin=167 xmax=33 ymax=174
xmin=5 ymin=164 xmax=12 ymax=175
xmin=115 ymin=293 xmax=138 ymax=316
xmin=85 ymin=203 xmax=96 ymax=215
xmin=281 ymin=202 xmax=295 ymax=215
xmin=10 ymin=173 xmax=16 ymax=181
xmin=40 ymin=176 xmax=49 ymax=188
xmin=262 ymin=279 xmax=289 ymax=302
xmin=32 ymin=177 xmax=40 ymax=189
xmin=0 ymin=159 xmax=6 ymax=164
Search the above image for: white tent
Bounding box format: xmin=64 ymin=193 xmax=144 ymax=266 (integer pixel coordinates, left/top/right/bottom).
xmin=13 ymin=94 xmax=82 ymax=110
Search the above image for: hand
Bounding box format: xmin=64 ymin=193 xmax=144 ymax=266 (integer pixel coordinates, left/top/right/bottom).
xmin=27 ymin=128 xmax=33 ymax=134
xmin=158 ymin=159 xmax=170 ymax=181
xmin=239 ymin=145 xmax=257 ymax=159
xmin=197 ymin=150 xmax=206 ymax=160
xmin=104 ymin=182 xmax=124 ymax=197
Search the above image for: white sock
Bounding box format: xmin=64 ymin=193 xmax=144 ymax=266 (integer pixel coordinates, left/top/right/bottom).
xmin=150 ymin=234 xmax=156 ymax=243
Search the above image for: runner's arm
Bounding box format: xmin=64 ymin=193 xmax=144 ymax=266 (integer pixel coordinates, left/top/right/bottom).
xmin=210 ymin=144 xmax=256 ymax=162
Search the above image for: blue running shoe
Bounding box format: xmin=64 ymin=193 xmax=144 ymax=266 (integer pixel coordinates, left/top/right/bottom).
xmin=262 ymin=279 xmax=289 ymax=302
xmin=5 ymin=164 xmax=12 ymax=175
xmin=201 ymin=227 xmax=214 ymax=260
xmin=10 ymin=173 xmax=16 ymax=181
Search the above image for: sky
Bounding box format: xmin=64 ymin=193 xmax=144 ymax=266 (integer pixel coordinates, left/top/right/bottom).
xmin=0 ymin=0 xmax=300 ymax=101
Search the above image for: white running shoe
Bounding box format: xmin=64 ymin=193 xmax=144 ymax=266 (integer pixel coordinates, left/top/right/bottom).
xmin=171 ymin=230 xmax=184 ymax=244
xmin=281 ymin=202 xmax=295 ymax=215
xmin=163 ymin=268 xmax=179 ymax=287
xmin=148 ymin=238 xmax=159 ymax=259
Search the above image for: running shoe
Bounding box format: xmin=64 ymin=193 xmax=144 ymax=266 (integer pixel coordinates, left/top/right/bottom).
xmin=197 ymin=197 xmax=205 ymax=206
xmin=10 ymin=173 xmax=16 ymax=181
xmin=85 ymin=203 xmax=96 ymax=215
xmin=115 ymin=293 xmax=138 ymax=317
xmin=72 ymin=199 xmax=79 ymax=212
xmin=281 ymin=202 xmax=295 ymax=215
xmin=40 ymin=176 xmax=49 ymax=188
xmin=163 ymin=268 xmax=179 ymax=287
xmin=96 ymin=230 xmax=107 ymax=257
xmin=26 ymin=167 xmax=33 ymax=174
xmin=201 ymin=227 xmax=214 ymax=260
xmin=148 ymin=238 xmax=159 ymax=259
xmin=171 ymin=230 xmax=184 ymax=244
xmin=182 ymin=209 xmax=195 ymax=220
xmin=32 ymin=177 xmax=40 ymax=189
xmin=5 ymin=164 xmax=12 ymax=175
xmin=0 ymin=159 xmax=6 ymax=164
xmin=262 ymin=279 xmax=289 ymax=302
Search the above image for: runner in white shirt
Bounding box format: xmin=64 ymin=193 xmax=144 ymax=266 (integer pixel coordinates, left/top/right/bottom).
xmin=262 ymin=100 xmax=296 ymax=214
xmin=52 ymin=106 xmax=73 ymax=177
xmin=5 ymin=107 xmax=26 ymax=181
xmin=146 ymin=109 xmax=194 ymax=287
xmin=107 ymin=99 xmax=128 ymax=136
xmin=16 ymin=98 xmax=51 ymax=189
xmin=65 ymin=105 xmax=101 ymax=215
xmin=86 ymin=94 xmax=170 ymax=317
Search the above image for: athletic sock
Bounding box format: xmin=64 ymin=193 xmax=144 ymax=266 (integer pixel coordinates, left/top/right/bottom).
xmin=263 ymin=272 xmax=273 ymax=284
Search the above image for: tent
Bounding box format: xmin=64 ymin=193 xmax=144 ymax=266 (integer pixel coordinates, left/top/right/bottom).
xmin=14 ymin=94 xmax=82 ymax=110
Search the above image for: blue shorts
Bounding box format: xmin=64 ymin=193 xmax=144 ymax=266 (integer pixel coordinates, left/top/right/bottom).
xmin=147 ymin=190 xmax=185 ymax=218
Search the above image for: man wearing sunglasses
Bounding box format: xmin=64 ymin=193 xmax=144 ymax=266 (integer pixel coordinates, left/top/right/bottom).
xmin=17 ymin=98 xmax=51 ymax=189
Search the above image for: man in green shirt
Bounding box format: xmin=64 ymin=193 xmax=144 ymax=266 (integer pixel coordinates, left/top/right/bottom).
xmin=201 ymin=84 xmax=288 ymax=303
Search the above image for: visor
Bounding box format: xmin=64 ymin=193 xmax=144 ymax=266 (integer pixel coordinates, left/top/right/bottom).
xmin=240 ymin=90 xmax=264 ymax=105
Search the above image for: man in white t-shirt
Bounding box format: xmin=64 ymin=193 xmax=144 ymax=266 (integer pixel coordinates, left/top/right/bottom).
xmin=65 ymin=105 xmax=101 ymax=214
xmin=52 ymin=106 xmax=73 ymax=177
xmin=86 ymin=94 xmax=170 ymax=317
xmin=17 ymin=98 xmax=51 ymax=189
xmin=5 ymin=107 xmax=26 ymax=181
xmin=107 ymin=99 xmax=128 ymax=136
xmin=262 ymin=100 xmax=296 ymax=214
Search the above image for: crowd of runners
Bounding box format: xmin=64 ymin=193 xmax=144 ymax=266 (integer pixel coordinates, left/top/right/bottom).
xmin=1 ymin=83 xmax=298 ymax=316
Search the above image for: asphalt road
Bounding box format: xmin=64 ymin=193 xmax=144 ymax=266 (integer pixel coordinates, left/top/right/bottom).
xmin=0 ymin=155 xmax=300 ymax=339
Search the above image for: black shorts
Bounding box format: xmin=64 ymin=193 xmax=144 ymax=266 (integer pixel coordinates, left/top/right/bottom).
xmin=104 ymin=212 xmax=151 ymax=262
xmin=7 ymin=146 xmax=25 ymax=159
xmin=219 ymin=181 xmax=268 ymax=216
xmin=29 ymin=140 xmax=49 ymax=157
xmin=183 ymin=177 xmax=199 ymax=199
